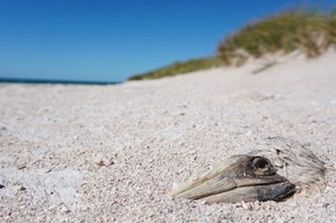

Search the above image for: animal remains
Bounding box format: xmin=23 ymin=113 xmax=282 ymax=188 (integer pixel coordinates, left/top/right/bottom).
xmin=170 ymin=137 xmax=326 ymax=203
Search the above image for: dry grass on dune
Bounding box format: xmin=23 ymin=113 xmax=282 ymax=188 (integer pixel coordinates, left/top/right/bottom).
xmin=218 ymin=10 xmax=336 ymax=65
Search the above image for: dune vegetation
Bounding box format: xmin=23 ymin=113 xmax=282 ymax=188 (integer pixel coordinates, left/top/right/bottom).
xmin=218 ymin=10 xmax=336 ymax=65
xmin=128 ymin=57 xmax=222 ymax=80
xmin=128 ymin=10 xmax=336 ymax=80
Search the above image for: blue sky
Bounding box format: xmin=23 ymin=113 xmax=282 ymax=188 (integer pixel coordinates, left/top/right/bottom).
xmin=0 ymin=0 xmax=335 ymax=82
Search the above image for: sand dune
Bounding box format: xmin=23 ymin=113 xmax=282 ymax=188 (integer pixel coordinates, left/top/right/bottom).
xmin=1 ymin=50 xmax=336 ymax=222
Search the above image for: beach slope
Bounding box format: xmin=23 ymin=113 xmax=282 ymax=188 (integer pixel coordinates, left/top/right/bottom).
xmin=1 ymin=50 xmax=336 ymax=222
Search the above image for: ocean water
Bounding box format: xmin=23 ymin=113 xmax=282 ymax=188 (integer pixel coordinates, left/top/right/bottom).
xmin=0 ymin=77 xmax=121 ymax=85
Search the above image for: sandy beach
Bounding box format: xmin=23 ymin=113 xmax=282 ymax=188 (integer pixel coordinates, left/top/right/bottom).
xmin=1 ymin=50 xmax=336 ymax=222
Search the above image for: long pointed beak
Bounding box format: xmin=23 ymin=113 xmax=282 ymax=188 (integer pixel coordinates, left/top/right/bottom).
xmin=170 ymin=155 xmax=296 ymax=203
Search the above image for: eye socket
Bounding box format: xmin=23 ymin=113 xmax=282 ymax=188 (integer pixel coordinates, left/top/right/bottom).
xmin=250 ymin=156 xmax=275 ymax=175
xmin=253 ymin=158 xmax=269 ymax=169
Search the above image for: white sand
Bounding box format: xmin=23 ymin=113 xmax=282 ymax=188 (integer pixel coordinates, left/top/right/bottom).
xmin=0 ymin=50 xmax=336 ymax=222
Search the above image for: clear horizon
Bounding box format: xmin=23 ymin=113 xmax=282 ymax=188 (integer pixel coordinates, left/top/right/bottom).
xmin=0 ymin=0 xmax=335 ymax=82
